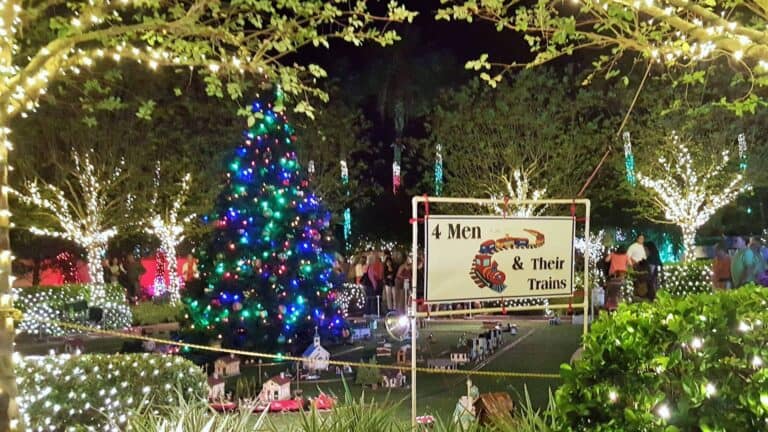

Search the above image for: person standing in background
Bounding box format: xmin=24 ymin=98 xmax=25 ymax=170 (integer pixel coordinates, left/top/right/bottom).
xmin=124 ymin=254 xmax=145 ymax=304
xmin=383 ymin=252 xmax=396 ymax=312
xmin=626 ymin=233 xmax=647 ymax=267
xmin=644 ymin=242 xmax=662 ymax=301
xmin=395 ymin=256 xmax=413 ymax=313
xmin=712 ymin=247 xmax=732 ymax=290
xmin=730 ymin=237 xmax=747 ymax=288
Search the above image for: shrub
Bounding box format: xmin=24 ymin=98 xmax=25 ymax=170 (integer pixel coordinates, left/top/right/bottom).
xmin=13 ymin=283 xmax=131 ymax=335
xmin=556 ymin=286 xmax=768 ymax=431
xmin=131 ymin=301 xmax=184 ymax=326
xmin=129 ymin=395 xmax=268 ymax=431
xmin=16 ymin=353 xmax=207 ymax=430
xmin=661 ymin=260 xmax=712 ymax=296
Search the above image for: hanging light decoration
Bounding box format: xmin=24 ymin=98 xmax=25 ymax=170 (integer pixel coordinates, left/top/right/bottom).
xmin=623 ymin=132 xmax=636 ymax=187
xmin=340 ymin=160 xmax=351 ymax=251
xmin=434 ymin=143 xmax=443 ymax=196
xmin=738 ymin=133 xmax=747 ymax=171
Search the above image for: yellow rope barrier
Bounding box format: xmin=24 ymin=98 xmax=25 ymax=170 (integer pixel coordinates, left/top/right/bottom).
xmin=50 ymin=320 xmax=561 ymax=380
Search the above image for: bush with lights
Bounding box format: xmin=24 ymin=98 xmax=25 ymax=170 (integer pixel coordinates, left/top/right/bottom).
xmin=660 ymin=260 xmax=713 ymax=296
xmin=13 ymin=283 xmax=131 ymax=336
xmin=556 ymin=286 xmax=768 ymax=431
xmin=183 ymin=86 xmax=342 ymax=352
xmin=15 ymin=353 xmax=206 ymax=430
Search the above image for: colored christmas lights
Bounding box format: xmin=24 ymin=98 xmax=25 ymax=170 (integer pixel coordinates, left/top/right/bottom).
xmin=435 ymin=143 xmax=443 ymax=196
xmin=56 ymin=251 xmax=80 ymax=284
xmin=184 ymin=87 xmax=341 ymax=350
xmin=637 ymin=133 xmax=751 ymax=261
xmin=392 ymin=144 xmax=402 ymax=194
xmin=623 ymin=132 xmax=636 ymax=186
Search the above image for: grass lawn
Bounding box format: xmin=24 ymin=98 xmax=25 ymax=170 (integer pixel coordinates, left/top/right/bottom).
xmin=230 ymin=318 xmax=582 ymax=425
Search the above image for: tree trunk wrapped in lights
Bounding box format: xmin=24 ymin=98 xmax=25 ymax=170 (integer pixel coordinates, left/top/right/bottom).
xmin=637 ymin=133 xmax=751 ymax=261
xmin=488 ymin=169 xmax=547 ymax=217
xmin=14 ymin=150 xmax=123 ymax=301
xmin=145 ymin=173 xmax=193 ymax=305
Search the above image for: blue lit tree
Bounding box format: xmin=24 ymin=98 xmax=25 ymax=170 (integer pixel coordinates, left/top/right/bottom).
xmin=184 ymin=86 xmax=342 ymax=351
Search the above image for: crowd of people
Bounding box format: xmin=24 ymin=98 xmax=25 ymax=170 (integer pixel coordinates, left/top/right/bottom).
xmin=601 ymin=233 xmax=768 ymax=311
xmin=334 ymin=249 xmax=423 ymax=315
xmin=711 ymin=236 xmax=767 ymax=289
xmin=602 ymin=233 xmax=663 ymax=310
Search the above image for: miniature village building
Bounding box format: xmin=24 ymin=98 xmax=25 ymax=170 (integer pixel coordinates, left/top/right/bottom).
xmin=302 ymin=328 xmax=330 ymax=372
xmin=474 ymin=393 xmax=514 ymax=426
xmin=380 ymin=370 xmax=407 ymax=388
xmin=427 ymin=358 xmax=456 ymax=370
xmin=351 ymin=325 xmax=372 ymax=342
xmin=208 ymin=374 xmax=226 ymax=400
xmin=260 ymin=373 xmax=292 ymax=402
xmin=376 ymin=342 xmax=392 ymax=357
xmin=214 ymin=354 xmax=241 ymax=377
xmin=451 ymin=349 xmax=470 ymax=366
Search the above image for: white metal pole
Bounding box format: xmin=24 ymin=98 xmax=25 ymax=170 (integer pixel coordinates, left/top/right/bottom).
xmin=583 ymin=200 xmax=591 ymax=337
xmin=410 ymin=196 xmax=419 ymax=430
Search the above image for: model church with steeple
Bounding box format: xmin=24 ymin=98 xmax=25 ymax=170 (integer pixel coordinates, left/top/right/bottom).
xmin=302 ymin=327 xmax=330 ymax=372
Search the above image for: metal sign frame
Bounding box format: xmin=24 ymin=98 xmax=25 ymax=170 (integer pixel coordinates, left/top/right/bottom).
xmin=408 ymin=196 xmax=591 ymax=429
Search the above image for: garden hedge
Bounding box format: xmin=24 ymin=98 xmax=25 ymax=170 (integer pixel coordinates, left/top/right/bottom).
xmin=660 ymin=260 xmax=713 ymax=296
xmin=131 ymin=301 xmax=184 ymax=326
xmin=556 ymin=286 xmax=768 ymax=431
xmin=13 ymin=283 xmax=131 ymax=336
xmin=16 ymin=353 xmax=207 ymax=430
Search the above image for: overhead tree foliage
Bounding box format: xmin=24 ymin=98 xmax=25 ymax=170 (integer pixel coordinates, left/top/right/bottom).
xmin=437 ymin=0 xmax=768 ymax=112
xmin=0 ymin=1 xmax=415 ymax=427
xmin=426 ymin=69 xmax=614 ymax=213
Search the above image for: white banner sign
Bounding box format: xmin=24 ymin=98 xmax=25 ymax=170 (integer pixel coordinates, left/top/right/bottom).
xmin=425 ymin=215 xmax=575 ymax=302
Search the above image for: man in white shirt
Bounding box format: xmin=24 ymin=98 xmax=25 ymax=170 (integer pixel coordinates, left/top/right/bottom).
xmin=626 ymin=234 xmax=647 ymax=266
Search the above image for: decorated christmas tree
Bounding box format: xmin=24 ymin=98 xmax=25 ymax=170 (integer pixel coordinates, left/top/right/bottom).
xmin=184 ymin=86 xmax=342 ymax=352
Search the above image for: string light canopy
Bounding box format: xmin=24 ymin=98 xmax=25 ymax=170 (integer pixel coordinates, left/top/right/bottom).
xmin=13 ymin=149 xmax=125 ymax=302
xmin=637 ymin=132 xmax=751 ymax=261
xmin=489 ymin=169 xmax=547 ymax=217
xmin=438 ymin=0 xmax=768 ymax=90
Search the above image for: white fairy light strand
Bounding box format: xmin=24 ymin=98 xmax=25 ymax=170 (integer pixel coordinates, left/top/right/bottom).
xmin=637 ymin=132 xmax=751 ymax=261
xmin=489 ymin=169 xmax=547 ymax=217
xmin=144 ymin=172 xmax=194 ymax=304
xmin=13 ymin=149 xmax=124 ymax=302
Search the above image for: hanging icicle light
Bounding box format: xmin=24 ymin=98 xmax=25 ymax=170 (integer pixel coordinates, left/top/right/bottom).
xmin=623 ymin=132 xmax=636 ymax=186
xmin=434 ymin=143 xmax=443 ymax=196
xmin=340 ymin=160 xmax=351 ymax=251
xmin=738 ymin=133 xmax=747 ymax=171
xmin=392 ymin=144 xmax=401 ymax=194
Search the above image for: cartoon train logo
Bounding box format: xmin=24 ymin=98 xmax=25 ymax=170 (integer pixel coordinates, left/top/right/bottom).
xmin=470 ymin=229 xmax=546 ymax=293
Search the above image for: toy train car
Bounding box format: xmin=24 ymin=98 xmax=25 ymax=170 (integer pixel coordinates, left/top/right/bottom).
xmin=473 ymin=254 xmax=506 ymax=287
xmin=495 ymin=236 xmax=529 ymax=250
xmin=479 ymin=240 xmax=497 ymax=254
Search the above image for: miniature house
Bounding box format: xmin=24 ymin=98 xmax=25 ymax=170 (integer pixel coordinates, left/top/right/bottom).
xmin=380 ymin=370 xmax=407 ymax=388
xmin=427 ymin=358 xmax=456 ymax=370
xmin=451 ymin=350 xmax=470 ymax=366
xmin=302 ymin=328 xmax=330 ymax=371
xmin=396 ymin=344 xmax=411 ymax=364
xmin=260 ymin=373 xmax=292 ymax=402
xmin=376 ymin=342 xmax=392 ymax=357
xmin=474 ymin=393 xmax=514 ymax=425
xmin=214 ymin=354 xmax=241 ymax=377
xmin=208 ymin=374 xmax=226 ymax=400
xmin=351 ymin=326 xmax=372 ymax=342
